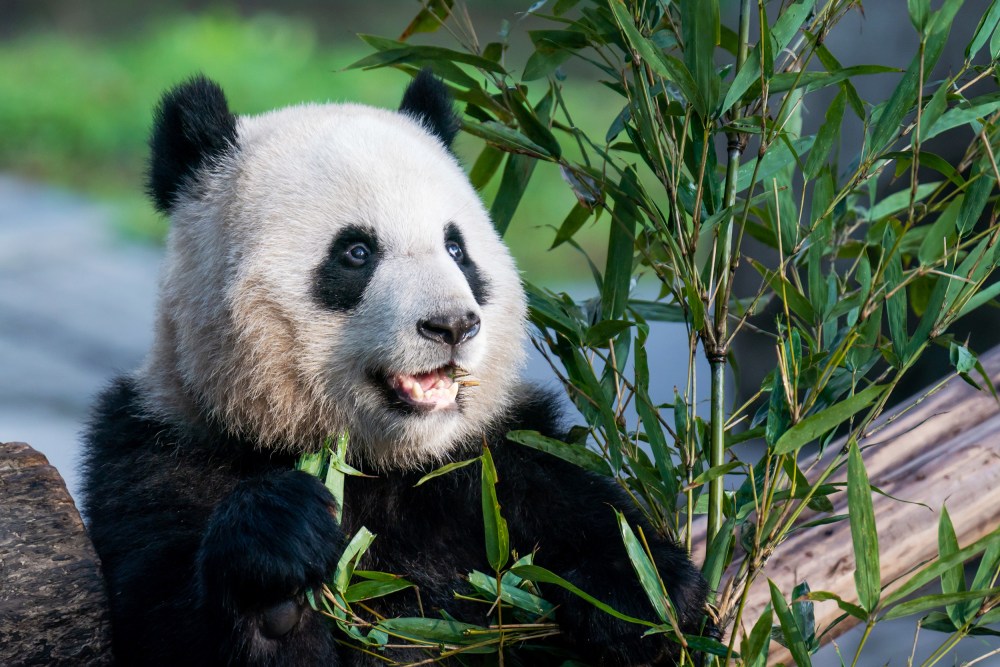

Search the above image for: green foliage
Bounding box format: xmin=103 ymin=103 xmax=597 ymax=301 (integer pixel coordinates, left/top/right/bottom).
xmin=315 ymin=0 xmax=1000 ymax=662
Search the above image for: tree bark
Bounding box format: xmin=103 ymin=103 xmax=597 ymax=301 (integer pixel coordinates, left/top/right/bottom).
xmin=0 ymin=441 xmax=112 ymax=666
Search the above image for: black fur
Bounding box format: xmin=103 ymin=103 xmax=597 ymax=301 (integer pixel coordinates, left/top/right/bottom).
xmin=398 ymin=69 xmax=460 ymax=148
xmin=312 ymin=225 xmax=381 ymax=312
xmin=148 ymin=75 xmax=238 ymax=212
xmin=445 ymin=223 xmax=491 ymax=305
xmin=82 ymin=379 xmax=708 ymax=666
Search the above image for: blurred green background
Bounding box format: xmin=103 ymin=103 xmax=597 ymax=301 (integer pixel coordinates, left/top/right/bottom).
xmin=1 ymin=0 xmax=620 ymax=284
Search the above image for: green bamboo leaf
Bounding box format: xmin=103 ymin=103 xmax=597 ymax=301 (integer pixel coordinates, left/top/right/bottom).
xmin=868 ymin=181 xmax=942 ymax=220
xmin=345 ymin=578 xmax=414 ymax=603
xmin=769 ymin=580 xmax=813 ymax=667
xmin=523 ymin=29 xmax=589 ymax=81
xmin=510 ymin=563 xmax=657 ymax=626
xmin=722 ymin=0 xmax=817 ymax=113
xmin=617 ymin=511 xmax=674 ymax=625
xmin=464 ymin=120 xmax=550 ymax=157
xmin=923 ymin=92 xmax=1000 ymax=141
xmin=377 ymin=617 xmax=498 ymax=645
xmin=804 ymin=88 xmax=846 ymax=179
xmin=967 ymin=0 xmax=1000 ymax=60
xmin=551 ymin=202 xmax=592 ymax=249
xmin=467 ymin=570 xmax=556 ymax=618
xmin=506 ymin=430 xmax=611 ymax=476
xmin=686 ymin=461 xmax=742 ymax=489
xmin=490 ymin=153 xmax=537 ymax=236
xmin=399 ymin=0 xmax=454 ymax=40
xmin=938 ymin=505 xmax=971 ymax=625
xmin=908 ymin=0 xmax=930 ymax=33
xmin=737 ymin=136 xmax=815 ymax=193
xmin=883 ymin=226 xmax=909 ymax=365
xmin=335 ymin=527 xmax=377 ymax=594
xmin=481 ymin=446 xmax=509 ymax=571
xmin=603 ymin=169 xmax=640 ymax=321
xmin=469 ymin=144 xmax=505 ymax=191
xmin=609 ymin=2 xmax=706 ymax=116
xmin=633 ymin=325 xmax=679 ymax=504
xmin=741 ymin=603 xmax=772 ymax=667
xmin=348 ymin=41 xmax=507 ymax=74
xmin=628 ymin=300 xmax=686 ymax=322
xmin=584 ymin=319 xmax=634 ymax=347
xmin=805 ymin=591 xmax=867 ymax=621
xmin=750 ymin=259 xmax=816 ymax=323
xmin=680 ymin=0 xmax=721 ymax=115
xmin=883 ymin=588 xmax=1000 ymax=620
xmin=772 ymin=384 xmax=884 ymax=455
xmin=867 ymin=0 xmax=963 ymax=155
xmin=918 ymin=83 xmax=950 ymax=143
xmin=415 ymin=457 xmax=479 ymax=486
xmin=971 ymin=538 xmax=1000 ymax=593
xmin=702 ymin=518 xmax=735 ymax=594
xmin=848 ymin=439 xmax=880 ymax=613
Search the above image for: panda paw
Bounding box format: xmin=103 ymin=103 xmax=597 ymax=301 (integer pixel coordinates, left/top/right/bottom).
xmin=197 ymin=469 xmax=343 ymax=658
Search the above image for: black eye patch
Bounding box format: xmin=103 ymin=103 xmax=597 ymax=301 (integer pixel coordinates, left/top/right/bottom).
xmin=312 ymin=225 xmax=380 ymax=312
xmin=445 ymin=223 xmax=490 ymax=306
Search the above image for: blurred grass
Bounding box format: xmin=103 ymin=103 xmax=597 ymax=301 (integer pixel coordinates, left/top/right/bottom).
xmin=0 ymin=12 xmax=615 ymax=284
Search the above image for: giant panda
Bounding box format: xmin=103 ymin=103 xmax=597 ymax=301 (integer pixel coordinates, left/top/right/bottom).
xmin=81 ymin=71 xmax=709 ymax=666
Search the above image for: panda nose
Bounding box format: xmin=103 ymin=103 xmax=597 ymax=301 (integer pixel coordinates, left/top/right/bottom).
xmin=418 ymin=312 xmax=481 ymax=347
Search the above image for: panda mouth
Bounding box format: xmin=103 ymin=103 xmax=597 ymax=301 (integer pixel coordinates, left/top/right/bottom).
xmin=387 ymin=366 xmax=460 ymax=412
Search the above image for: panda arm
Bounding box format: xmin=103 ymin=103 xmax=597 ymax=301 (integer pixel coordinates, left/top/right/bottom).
xmin=493 ymin=389 xmax=709 ymax=664
xmin=81 ymin=379 xmax=343 ymax=666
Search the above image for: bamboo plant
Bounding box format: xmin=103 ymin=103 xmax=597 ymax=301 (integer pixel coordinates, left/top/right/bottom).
xmin=300 ymin=0 xmax=1000 ymax=664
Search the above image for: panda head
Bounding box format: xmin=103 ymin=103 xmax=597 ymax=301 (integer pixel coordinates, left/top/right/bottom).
xmin=139 ymin=72 xmax=527 ymax=469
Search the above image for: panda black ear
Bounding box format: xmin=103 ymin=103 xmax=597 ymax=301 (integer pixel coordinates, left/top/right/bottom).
xmin=398 ymin=69 xmax=460 ymax=149
xmin=147 ymin=75 xmax=238 ymax=213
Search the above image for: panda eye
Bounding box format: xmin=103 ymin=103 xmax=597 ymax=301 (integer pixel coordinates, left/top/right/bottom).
xmin=344 ymin=242 xmax=371 ymax=267
xmin=445 ymin=240 xmax=464 ymax=263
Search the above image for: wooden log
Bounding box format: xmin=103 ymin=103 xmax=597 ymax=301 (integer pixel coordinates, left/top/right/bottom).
xmin=715 ymin=346 xmax=1000 ymax=664
xmin=0 ymin=441 xmax=113 ymax=666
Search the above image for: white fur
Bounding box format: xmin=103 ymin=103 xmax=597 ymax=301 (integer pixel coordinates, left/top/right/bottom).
xmin=138 ymin=102 xmax=527 ymax=468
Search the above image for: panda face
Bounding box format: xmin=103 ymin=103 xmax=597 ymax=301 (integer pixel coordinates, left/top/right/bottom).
xmin=140 ymin=75 xmax=527 ymax=468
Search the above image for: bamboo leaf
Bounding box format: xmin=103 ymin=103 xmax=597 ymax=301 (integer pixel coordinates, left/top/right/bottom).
xmin=609 ymin=2 xmax=706 ymax=116
xmin=616 ymin=511 xmax=674 ymax=625
xmin=804 ymin=88 xmax=846 ymax=179
xmin=345 ymin=578 xmax=414 ymax=603
xmin=923 ymin=92 xmax=1000 ymax=141
xmin=769 ymin=580 xmax=813 ymax=667
xmin=348 ymin=41 xmax=507 ymax=74
xmin=399 ymin=0 xmax=454 ymax=40
xmin=490 ymin=153 xmax=537 ymax=236
xmin=680 ymin=0 xmax=721 ymax=115
xmin=750 ymin=259 xmax=816 ymax=322
xmin=938 ymin=505 xmax=970 ymax=625
xmin=967 ymin=0 xmax=1000 ymax=60
xmin=848 ymin=439 xmax=880 ymax=613
xmin=467 ymin=570 xmax=556 ymax=618
xmin=469 ymin=144 xmax=505 ymax=191
xmin=883 ymin=226 xmax=909 ymax=365
xmin=806 ymin=591 xmax=868 ymax=621
xmin=377 ymin=617 xmax=498 ymax=645
xmin=481 ymin=446 xmax=509 ymax=571
xmin=506 ymin=430 xmax=612 ymax=476
xmin=510 ymin=564 xmax=657 ymax=626
xmin=883 ymin=588 xmax=1000 ymax=620
xmin=772 ymin=384 xmax=884 ymax=455
xmin=741 ymin=603 xmax=772 ymax=667
xmin=415 ymin=457 xmax=479 ymax=486
xmin=335 ymin=527 xmax=377 ymax=594
xmin=867 ymin=0 xmax=963 ymax=155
